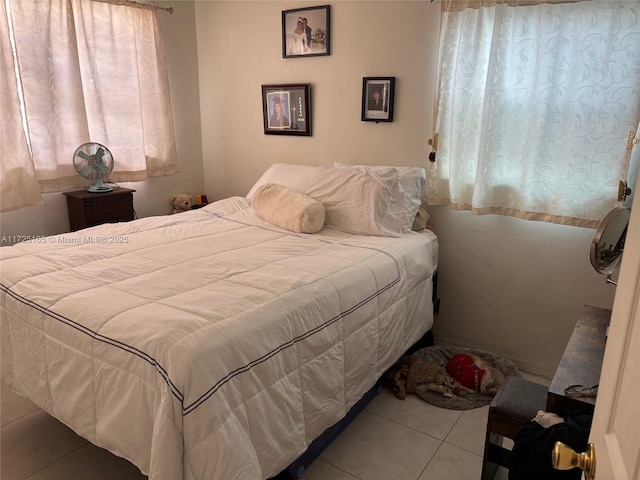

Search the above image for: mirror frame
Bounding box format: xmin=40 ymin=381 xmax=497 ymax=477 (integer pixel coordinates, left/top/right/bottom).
xmin=590 ymin=205 xmax=631 ymax=277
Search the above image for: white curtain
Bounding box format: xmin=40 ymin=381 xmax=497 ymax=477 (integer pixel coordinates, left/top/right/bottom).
xmin=0 ymin=0 xmax=42 ymax=211
xmin=428 ymin=0 xmax=640 ymax=227
xmin=0 ymin=0 xmax=178 ymax=213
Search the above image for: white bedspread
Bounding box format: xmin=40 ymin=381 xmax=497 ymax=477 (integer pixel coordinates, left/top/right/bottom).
xmin=0 ymin=197 xmax=438 ymax=480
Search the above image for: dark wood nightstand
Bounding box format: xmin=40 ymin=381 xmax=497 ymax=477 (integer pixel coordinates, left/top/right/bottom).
xmin=63 ymin=187 xmax=136 ymax=232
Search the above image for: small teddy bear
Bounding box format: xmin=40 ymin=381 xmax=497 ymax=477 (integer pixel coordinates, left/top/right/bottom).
xmin=170 ymin=194 xmax=192 ymax=214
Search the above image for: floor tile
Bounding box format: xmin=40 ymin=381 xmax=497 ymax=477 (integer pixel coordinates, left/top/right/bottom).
xmin=25 ymin=443 xmax=147 ymax=480
xmin=0 ymin=409 xmax=87 ymax=480
xmin=418 ymin=441 xmax=482 ymax=480
xmin=319 ymin=410 xmax=441 ymax=480
xmin=0 ymin=377 xmax=501 ymax=480
xmin=302 ymin=459 xmax=360 ymax=480
xmin=367 ymin=389 xmax=463 ymax=440
xmin=1 ymin=382 xmax=39 ymax=427
xmin=444 ymin=405 xmax=490 ymax=456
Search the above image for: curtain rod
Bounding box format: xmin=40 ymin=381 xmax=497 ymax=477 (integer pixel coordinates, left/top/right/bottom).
xmin=92 ymin=0 xmax=174 ymax=14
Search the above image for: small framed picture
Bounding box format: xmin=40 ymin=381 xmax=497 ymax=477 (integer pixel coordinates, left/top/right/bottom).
xmin=282 ymin=5 xmax=330 ymax=58
xmin=262 ymin=84 xmax=312 ymax=136
xmin=361 ymin=77 xmax=395 ymax=122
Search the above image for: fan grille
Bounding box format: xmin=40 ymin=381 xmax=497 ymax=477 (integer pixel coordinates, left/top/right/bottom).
xmin=73 ymin=142 xmax=115 ymax=193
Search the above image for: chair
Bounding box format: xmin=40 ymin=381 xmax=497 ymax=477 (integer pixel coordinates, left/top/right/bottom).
xmin=481 ymin=375 xmax=548 ymax=479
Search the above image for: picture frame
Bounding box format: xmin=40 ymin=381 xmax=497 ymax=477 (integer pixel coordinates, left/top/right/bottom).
xmin=282 ymin=5 xmax=330 ymax=58
xmin=361 ymin=77 xmax=395 ymax=122
xmin=262 ymin=84 xmax=312 ymax=136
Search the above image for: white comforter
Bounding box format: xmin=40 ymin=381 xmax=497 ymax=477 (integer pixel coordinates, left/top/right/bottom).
xmin=0 ymin=197 xmax=438 ymax=480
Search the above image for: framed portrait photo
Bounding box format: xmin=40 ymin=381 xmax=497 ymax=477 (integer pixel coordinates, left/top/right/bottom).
xmin=262 ymin=84 xmax=312 ymax=136
xmin=361 ymin=77 xmax=395 ymax=122
xmin=282 ymin=5 xmax=330 ymax=58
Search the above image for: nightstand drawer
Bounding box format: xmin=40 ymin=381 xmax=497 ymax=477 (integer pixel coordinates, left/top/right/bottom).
xmin=64 ymin=187 xmax=136 ymax=231
xmin=91 ymin=195 xmax=134 ymax=223
xmin=90 ymin=207 xmax=133 ymax=223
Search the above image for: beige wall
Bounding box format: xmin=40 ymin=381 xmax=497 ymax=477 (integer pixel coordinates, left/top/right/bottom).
xmin=195 ymin=1 xmax=440 ymax=200
xmin=429 ymin=207 xmax=615 ymax=375
xmin=0 ymin=1 xmax=204 ymax=239
xmin=193 ymin=0 xmax=615 ymax=377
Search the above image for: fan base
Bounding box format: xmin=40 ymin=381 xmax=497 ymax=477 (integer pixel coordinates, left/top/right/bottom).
xmin=88 ymin=185 xmax=113 ymax=193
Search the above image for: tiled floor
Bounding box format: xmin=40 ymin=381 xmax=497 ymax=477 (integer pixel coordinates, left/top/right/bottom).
xmin=2 ymin=377 xmax=544 ymax=480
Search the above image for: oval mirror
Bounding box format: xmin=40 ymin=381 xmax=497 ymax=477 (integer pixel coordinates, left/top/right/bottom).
xmin=590 ymin=206 xmax=631 ymax=277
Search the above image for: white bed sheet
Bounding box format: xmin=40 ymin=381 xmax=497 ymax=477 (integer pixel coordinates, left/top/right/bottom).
xmin=0 ymin=196 xmax=438 ymax=480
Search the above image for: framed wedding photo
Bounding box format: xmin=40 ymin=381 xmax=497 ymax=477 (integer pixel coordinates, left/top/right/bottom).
xmin=282 ymin=5 xmax=330 ymax=58
xmin=262 ymin=84 xmax=312 ymax=136
xmin=361 ymin=77 xmax=395 ymax=122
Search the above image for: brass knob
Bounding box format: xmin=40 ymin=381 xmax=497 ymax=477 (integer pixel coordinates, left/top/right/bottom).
xmin=618 ymin=180 xmax=632 ymax=202
xmin=552 ymin=442 xmax=596 ymax=480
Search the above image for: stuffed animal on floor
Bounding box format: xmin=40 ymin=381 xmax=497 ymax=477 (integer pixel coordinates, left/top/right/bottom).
xmin=170 ymin=194 xmax=192 ymax=214
xmin=387 ymin=356 xmax=474 ymax=400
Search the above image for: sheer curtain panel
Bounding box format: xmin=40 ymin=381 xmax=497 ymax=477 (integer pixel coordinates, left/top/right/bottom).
xmin=0 ymin=0 xmax=42 ymax=211
xmin=0 ymin=0 xmax=178 ymax=213
xmin=428 ymin=0 xmax=640 ymax=227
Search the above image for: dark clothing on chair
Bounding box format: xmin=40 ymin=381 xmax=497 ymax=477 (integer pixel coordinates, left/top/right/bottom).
xmin=509 ymin=409 xmax=593 ymax=480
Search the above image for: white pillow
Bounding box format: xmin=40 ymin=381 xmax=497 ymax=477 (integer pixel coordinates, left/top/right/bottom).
xmin=251 ymin=183 xmax=325 ymax=234
xmin=246 ymin=163 xmax=316 ymax=200
xmin=247 ymin=163 xmax=405 ymax=236
xmin=334 ymin=162 xmax=426 ymax=232
xmin=307 ymin=166 xmax=403 ymax=237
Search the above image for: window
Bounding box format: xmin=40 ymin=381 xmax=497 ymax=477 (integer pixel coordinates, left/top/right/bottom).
xmin=1 ymin=0 xmax=178 ymax=213
xmin=428 ymin=0 xmax=640 ymax=227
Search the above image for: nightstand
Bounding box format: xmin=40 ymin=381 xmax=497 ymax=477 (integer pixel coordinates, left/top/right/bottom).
xmin=64 ymin=187 xmax=136 ymax=232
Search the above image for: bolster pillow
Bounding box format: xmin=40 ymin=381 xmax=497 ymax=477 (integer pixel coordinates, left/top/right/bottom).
xmin=251 ymin=183 xmax=325 ymax=234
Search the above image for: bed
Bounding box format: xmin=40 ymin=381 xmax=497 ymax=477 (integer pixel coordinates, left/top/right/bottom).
xmin=0 ymin=163 xmax=438 ymax=480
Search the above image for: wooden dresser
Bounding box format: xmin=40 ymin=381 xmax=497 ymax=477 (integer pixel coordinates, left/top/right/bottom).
xmin=546 ymin=305 xmax=610 ymax=413
xmin=64 ymin=187 xmax=136 ymax=232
